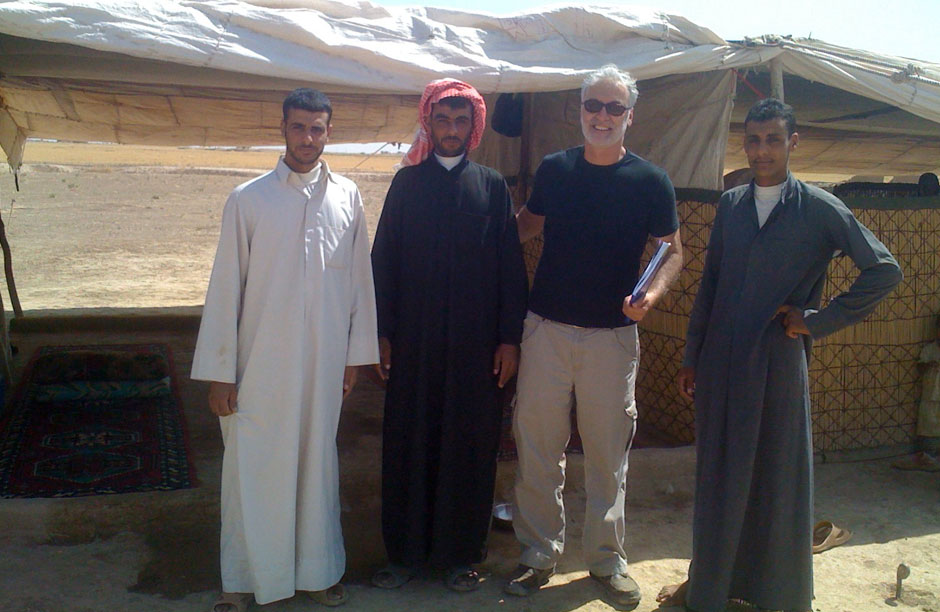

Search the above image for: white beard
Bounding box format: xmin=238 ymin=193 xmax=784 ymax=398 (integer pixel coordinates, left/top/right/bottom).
xmin=581 ymin=117 xmax=627 ymax=149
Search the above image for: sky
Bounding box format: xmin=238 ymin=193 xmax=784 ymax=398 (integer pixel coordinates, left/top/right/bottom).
xmin=369 ymin=0 xmax=939 ymax=62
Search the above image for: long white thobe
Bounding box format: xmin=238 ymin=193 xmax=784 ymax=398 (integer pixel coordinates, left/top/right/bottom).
xmin=191 ymin=158 xmax=378 ymax=604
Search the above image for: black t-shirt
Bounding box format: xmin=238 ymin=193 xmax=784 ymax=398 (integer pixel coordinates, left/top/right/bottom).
xmin=527 ymin=147 xmax=679 ymax=328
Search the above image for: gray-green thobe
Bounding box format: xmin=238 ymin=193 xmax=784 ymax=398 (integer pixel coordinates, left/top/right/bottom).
xmin=683 ymin=174 xmax=901 ymax=612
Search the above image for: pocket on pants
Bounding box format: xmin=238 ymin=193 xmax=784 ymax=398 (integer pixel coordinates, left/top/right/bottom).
xmin=521 ymin=312 xmax=542 ymax=344
xmin=613 ymin=324 xmax=639 ymax=358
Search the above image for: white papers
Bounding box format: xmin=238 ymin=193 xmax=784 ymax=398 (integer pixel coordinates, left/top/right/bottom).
xmin=630 ymin=241 xmax=672 ymax=304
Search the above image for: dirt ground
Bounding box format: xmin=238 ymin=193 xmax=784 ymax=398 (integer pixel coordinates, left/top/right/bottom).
xmin=0 ymin=146 xmax=937 ymax=612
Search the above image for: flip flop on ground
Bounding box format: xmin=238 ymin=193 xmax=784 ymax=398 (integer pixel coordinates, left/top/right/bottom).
xmin=371 ymin=564 xmax=415 ymax=589
xmin=891 ymin=451 xmax=940 ymax=472
xmin=308 ymin=583 xmax=348 ymax=607
xmin=211 ymin=592 xmax=252 ymax=612
xmin=813 ymin=520 xmax=852 ymax=554
xmin=444 ymin=566 xmax=481 ymax=592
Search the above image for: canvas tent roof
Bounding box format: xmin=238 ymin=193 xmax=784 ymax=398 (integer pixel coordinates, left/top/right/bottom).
xmin=1 ymin=0 xmax=938 ymax=187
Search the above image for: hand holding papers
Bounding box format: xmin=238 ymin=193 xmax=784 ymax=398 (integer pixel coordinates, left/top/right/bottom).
xmin=630 ymin=241 xmax=672 ymax=304
xmin=624 ymin=241 xmax=672 ymax=323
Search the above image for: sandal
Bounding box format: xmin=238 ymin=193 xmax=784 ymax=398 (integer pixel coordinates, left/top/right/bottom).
xmin=812 ymin=520 xmax=852 ymax=554
xmin=371 ymin=564 xmax=415 ymax=589
xmin=892 ymin=451 xmax=940 ymax=472
xmin=211 ymin=592 xmax=252 ymax=612
xmin=308 ymin=583 xmax=348 ymax=607
xmin=444 ymin=566 xmax=481 ymax=592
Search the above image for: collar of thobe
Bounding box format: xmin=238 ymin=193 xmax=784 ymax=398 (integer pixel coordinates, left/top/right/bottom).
xmin=275 ymin=157 xmax=334 ymax=195
xmin=747 ymin=172 xmax=798 ymax=205
xmin=425 ymin=154 xmax=468 ymax=174
xmin=434 ymin=152 xmax=465 ymax=171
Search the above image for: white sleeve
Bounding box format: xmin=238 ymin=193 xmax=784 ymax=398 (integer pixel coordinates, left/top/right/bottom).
xmin=344 ymin=187 xmax=380 ymax=366
xmin=191 ymin=190 xmax=250 ymax=383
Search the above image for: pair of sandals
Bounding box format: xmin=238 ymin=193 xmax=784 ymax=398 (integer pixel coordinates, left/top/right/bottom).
xmin=211 ymin=584 xmax=347 ymax=611
xmin=371 ymin=563 xmax=481 ymax=592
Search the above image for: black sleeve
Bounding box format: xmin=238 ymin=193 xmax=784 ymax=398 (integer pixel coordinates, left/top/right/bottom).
xmin=371 ymin=170 xmax=406 ymax=340
xmin=496 ymin=177 xmax=529 ymax=345
xmin=524 ymin=157 xmax=552 ymax=216
xmin=649 ymin=170 xmax=679 ymax=238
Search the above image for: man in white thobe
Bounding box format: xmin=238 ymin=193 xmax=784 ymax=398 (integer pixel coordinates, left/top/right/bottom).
xmin=192 ymin=88 xmax=378 ymax=610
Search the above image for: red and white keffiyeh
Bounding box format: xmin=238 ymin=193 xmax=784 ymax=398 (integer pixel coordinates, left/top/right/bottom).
xmin=400 ymin=78 xmax=487 ymax=167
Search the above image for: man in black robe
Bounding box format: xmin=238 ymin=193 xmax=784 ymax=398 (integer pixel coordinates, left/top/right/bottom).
xmin=370 ymin=79 xmax=528 ymax=592
xmin=658 ymin=98 xmax=902 ymax=611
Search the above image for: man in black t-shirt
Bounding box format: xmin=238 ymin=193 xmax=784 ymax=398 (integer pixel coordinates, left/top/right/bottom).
xmin=504 ymin=65 xmax=683 ymax=609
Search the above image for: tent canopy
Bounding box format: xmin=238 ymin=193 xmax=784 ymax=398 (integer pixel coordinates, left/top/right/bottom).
xmin=1 ymin=1 xmax=939 ymax=187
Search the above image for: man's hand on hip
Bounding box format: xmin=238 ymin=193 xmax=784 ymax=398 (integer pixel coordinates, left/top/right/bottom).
xmin=208 ymin=381 xmax=237 ymax=416
xmin=776 ymin=305 xmax=811 ymax=338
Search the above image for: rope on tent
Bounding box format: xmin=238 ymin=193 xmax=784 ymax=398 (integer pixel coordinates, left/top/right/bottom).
xmin=350 ymin=142 xmax=392 ymax=170
xmin=732 ymin=69 xmax=767 ymax=99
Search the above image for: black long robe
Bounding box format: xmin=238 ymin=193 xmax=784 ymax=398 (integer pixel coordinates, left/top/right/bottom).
xmin=371 ymin=157 xmax=528 ymax=568
xmin=683 ymin=175 xmax=902 ymax=612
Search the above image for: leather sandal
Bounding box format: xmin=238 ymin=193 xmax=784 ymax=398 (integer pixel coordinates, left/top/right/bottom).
xmin=371 ymin=564 xmax=415 ymax=589
xmin=211 ymin=592 xmax=252 ymax=612
xmin=308 ymin=582 xmax=348 ymax=607
xmin=444 ymin=566 xmax=481 ymax=592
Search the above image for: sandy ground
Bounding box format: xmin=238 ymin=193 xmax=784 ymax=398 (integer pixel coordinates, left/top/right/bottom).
xmin=0 ymin=145 xmax=937 ymax=612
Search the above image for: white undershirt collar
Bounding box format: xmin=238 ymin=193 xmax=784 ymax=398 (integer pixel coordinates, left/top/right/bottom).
xmin=753 ymin=180 xmax=786 ymax=228
xmin=286 ymin=162 xmax=323 ymax=196
xmin=434 ymin=152 xmax=464 ymax=170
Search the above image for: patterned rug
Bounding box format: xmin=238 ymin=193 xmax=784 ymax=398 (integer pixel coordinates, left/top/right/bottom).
xmin=0 ymin=344 xmax=194 ymax=498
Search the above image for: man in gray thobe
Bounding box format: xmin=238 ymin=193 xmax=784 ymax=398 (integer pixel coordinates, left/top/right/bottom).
xmin=661 ymin=98 xmax=902 ymax=611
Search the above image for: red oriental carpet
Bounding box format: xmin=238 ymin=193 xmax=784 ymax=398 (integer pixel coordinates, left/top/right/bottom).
xmin=0 ymin=344 xmax=195 ymax=498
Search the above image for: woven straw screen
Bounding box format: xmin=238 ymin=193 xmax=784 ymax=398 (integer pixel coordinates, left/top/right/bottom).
xmin=636 ymin=190 xmax=718 ymax=445
xmin=520 ymin=186 xmax=940 ymax=452
xmin=638 ymin=191 xmax=940 ymax=451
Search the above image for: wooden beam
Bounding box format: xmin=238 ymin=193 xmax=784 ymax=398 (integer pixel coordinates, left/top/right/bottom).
xmin=0 ymin=209 xmax=22 ymax=318
xmin=770 ymin=58 xmax=785 ymax=102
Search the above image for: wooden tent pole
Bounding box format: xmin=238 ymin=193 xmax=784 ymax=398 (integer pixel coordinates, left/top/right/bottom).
xmin=0 ymin=184 xmax=17 ymax=404
xmin=770 ymin=58 xmax=785 ymax=102
xmin=0 ymin=208 xmax=22 ymax=318
xmin=0 ymin=284 xmax=12 ymax=389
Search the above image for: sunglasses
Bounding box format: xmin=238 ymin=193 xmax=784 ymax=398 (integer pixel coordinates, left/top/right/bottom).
xmin=582 ymin=99 xmax=630 ymax=116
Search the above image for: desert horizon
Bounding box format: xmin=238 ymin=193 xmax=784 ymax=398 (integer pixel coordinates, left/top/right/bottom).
xmin=0 ymin=142 xmax=398 ymax=313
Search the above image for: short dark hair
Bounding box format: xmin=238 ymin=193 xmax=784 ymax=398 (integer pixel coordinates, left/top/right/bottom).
xmin=745 ymin=98 xmax=796 ymax=136
xmin=436 ymin=96 xmax=472 ymax=112
xmin=282 ymin=88 xmax=332 ymax=123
